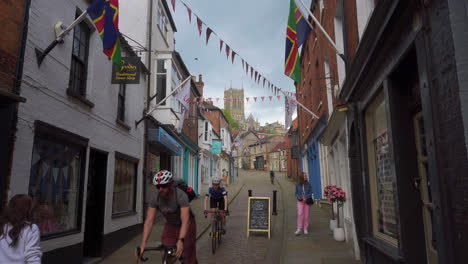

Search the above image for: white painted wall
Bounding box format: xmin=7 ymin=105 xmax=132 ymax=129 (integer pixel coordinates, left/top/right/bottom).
xmin=356 ymin=0 xmax=375 ymax=40
xmin=334 ymin=0 xmax=346 ymax=89
xmin=10 ymin=0 xmax=145 ymax=252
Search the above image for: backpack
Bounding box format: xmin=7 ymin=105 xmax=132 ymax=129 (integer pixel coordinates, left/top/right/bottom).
xmin=173 ymin=178 xmax=197 ymax=202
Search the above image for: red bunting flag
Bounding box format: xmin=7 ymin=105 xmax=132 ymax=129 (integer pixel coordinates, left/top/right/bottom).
xmin=261 ymin=96 xmax=265 ymax=102
xmin=220 ymin=40 xmax=224 ymax=53
xmin=223 ymin=97 xmax=226 ymax=102
xmin=246 ymin=97 xmax=249 ymax=102
xmin=225 ymin=44 xmax=230 ymax=59
xmin=238 ymin=97 xmax=241 ymax=102
xmin=254 ymin=71 xmax=258 ymax=82
xmin=206 ymin=28 xmax=213 ymax=45
xmin=277 ymin=95 xmax=281 ymax=101
xmin=232 ymin=51 xmax=236 ymax=64
xmin=269 ymin=96 xmax=272 ymax=101
xmin=257 ymin=75 xmax=260 ymax=84
xmin=241 ymin=59 xmax=245 ymax=70
xmin=196 ymin=17 xmax=202 ymax=36
xmin=250 ymin=68 xmax=253 ymax=79
xmin=253 ymin=97 xmax=257 ymax=102
xmin=263 ymin=78 xmax=266 ymax=88
xmin=245 ymin=63 xmax=249 ymax=75
xmin=171 ymin=0 xmax=176 ymax=11
xmin=216 ymin=98 xmax=219 ymax=103
xmin=185 ymin=4 xmax=191 ymax=23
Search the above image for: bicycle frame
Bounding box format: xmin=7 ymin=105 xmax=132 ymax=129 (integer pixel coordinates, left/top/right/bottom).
xmin=205 ymin=209 xmax=226 ymax=254
xmin=136 ymin=244 xmax=180 ymax=264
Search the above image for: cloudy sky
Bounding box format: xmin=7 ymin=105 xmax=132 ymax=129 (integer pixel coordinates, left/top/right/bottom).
xmin=169 ymin=0 xmax=312 ymax=125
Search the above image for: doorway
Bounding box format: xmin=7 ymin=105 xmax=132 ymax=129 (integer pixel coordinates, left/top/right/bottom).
xmin=83 ymin=149 xmax=107 ymax=258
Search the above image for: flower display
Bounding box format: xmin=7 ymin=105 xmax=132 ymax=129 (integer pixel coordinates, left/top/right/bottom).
xmin=324 ymin=185 xmax=347 ymax=204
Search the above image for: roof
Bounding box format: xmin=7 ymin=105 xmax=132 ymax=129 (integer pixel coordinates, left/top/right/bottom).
xmin=240 ymin=131 xmax=259 ymax=139
xmin=248 ymin=135 xmax=276 ymax=147
xmin=270 ymin=142 xmax=287 ymax=152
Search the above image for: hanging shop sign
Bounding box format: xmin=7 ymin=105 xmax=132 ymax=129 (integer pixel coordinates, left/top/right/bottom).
xmin=212 ymin=140 xmax=222 ymax=154
xmin=111 ymin=57 xmax=140 ymax=84
xmin=148 ymin=127 xmax=182 ymax=156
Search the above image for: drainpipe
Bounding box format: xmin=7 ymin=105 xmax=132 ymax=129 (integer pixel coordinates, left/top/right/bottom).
xmin=142 ymin=0 xmax=153 ymax=221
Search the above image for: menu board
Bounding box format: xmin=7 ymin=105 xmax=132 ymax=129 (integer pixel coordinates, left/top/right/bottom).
xmin=247 ymin=197 xmax=270 ymax=239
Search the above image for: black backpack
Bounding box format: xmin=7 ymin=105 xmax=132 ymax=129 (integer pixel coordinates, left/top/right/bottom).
xmin=173 ymin=178 xmax=197 ymax=202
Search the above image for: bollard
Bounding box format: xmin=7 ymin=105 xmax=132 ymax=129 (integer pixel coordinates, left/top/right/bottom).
xmin=248 ymin=190 xmax=252 ymax=197
xmin=272 ymin=190 xmax=278 ymax=215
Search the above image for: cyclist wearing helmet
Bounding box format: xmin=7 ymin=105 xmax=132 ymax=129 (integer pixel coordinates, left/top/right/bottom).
xmin=137 ymin=170 xmax=197 ymax=263
xmin=204 ymin=177 xmax=228 ymax=232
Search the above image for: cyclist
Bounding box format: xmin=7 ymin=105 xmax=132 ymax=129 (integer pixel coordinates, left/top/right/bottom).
xmin=137 ymin=170 xmax=197 ymax=264
xmin=204 ymin=177 xmax=228 ymax=233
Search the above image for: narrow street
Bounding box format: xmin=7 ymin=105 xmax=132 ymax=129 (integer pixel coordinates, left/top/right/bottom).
xmin=102 ymin=170 xmax=358 ymax=264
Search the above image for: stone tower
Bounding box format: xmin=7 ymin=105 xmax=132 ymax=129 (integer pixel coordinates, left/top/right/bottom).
xmin=224 ymin=87 xmax=245 ymax=126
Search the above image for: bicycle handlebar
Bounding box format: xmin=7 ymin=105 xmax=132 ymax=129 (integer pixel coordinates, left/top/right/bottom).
xmin=136 ymin=244 xmax=178 ymax=262
xmin=204 ymin=210 xmax=227 ymax=218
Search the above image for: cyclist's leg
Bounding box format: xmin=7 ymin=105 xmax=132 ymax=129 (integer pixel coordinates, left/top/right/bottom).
xmin=209 ymin=197 xmax=217 ymax=222
xmin=218 ymin=198 xmax=226 ymax=230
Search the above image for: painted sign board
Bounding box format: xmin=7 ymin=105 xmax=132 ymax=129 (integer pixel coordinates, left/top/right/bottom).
xmin=247 ymin=197 xmax=271 ymax=239
xmin=112 ymin=57 xmax=141 ymax=84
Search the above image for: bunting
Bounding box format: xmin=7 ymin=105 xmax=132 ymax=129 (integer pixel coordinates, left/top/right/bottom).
xmin=171 ymin=0 xmax=176 ymax=12
xmin=206 ymin=28 xmax=213 ymax=45
xmin=197 ymin=17 xmax=202 ymax=35
xmin=220 ymin=39 xmax=224 ymax=53
xmin=232 ymin=51 xmax=236 ymax=64
xmin=225 ymin=44 xmax=230 ymax=59
xmin=185 ymin=4 xmax=191 ymax=23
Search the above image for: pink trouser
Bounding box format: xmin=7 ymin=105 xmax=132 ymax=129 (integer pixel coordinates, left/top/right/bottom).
xmin=297 ymin=200 xmax=310 ymax=230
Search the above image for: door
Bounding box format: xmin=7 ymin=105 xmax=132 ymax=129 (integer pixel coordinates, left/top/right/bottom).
xmin=84 ymin=149 xmax=107 ymax=257
xmin=183 ymin=148 xmax=189 ymax=183
xmin=413 ymin=112 xmax=438 ymax=263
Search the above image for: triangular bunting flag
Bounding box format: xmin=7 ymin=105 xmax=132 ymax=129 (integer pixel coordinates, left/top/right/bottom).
xmin=171 ymin=0 xmax=176 ymax=12
xmin=220 ymin=39 xmax=224 ymax=53
xmin=246 ymin=63 xmax=249 ymax=75
xmin=254 ymin=71 xmax=258 ymax=82
xmin=206 ymin=28 xmax=213 ymax=45
xmin=197 ymin=17 xmax=202 ymax=36
xmin=254 ymin=97 xmax=257 ymax=102
xmin=242 ymin=59 xmax=245 ymax=70
xmin=263 ymin=78 xmax=266 ymax=88
xmin=261 ymin=96 xmax=265 ymax=102
xmin=269 ymin=96 xmax=272 ymax=101
xmin=250 ymin=68 xmax=253 ymax=79
xmin=216 ymin=98 xmax=219 ymax=102
xmin=277 ymin=95 xmax=281 ymax=101
xmin=246 ymin=97 xmax=250 ymax=102
xmin=232 ymin=51 xmax=236 ymax=64
xmin=225 ymin=44 xmax=230 ymax=59
xmin=185 ymin=4 xmax=191 ymax=23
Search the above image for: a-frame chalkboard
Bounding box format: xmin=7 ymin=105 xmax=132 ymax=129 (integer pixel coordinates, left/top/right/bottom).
xmin=247 ymin=197 xmax=271 ymax=239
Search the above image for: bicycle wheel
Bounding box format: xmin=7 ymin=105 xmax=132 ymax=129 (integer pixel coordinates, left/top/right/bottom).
xmin=211 ymin=219 xmax=217 ymax=254
xmin=218 ymin=217 xmax=223 ymax=245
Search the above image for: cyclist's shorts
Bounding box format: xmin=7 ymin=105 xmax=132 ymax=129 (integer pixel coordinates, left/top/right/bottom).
xmin=210 ymin=197 xmax=225 ymax=210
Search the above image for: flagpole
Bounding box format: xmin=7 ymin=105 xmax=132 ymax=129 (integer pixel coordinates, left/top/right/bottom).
xmin=278 ymin=87 xmax=320 ymax=120
xmin=35 ymin=11 xmax=89 ymax=66
xmin=145 ymin=76 xmax=192 ymax=117
xmin=294 ymin=0 xmax=345 ymax=62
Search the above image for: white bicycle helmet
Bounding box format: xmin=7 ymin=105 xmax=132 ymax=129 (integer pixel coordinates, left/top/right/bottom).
xmin=153 ymin=170 xmax=173 ymax=186
xmin=212 ymin=177 xmax=221 ymax=185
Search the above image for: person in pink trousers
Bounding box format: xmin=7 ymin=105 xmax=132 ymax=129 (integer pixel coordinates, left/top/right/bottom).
xmin=295 ymin=172 xmax=313 ymax=235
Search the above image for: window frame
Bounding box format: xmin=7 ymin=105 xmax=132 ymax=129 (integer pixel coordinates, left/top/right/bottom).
xmin=112 ymin=152 xmax=138 ymax=218
xmin=155 ymin=59 xmax=167 ymax=105
xmin=68 ymin=15 xmax=90 ymax=97
xmin=364 ymin=90 xmax=399 ymax=246
xmin=117 ymin=84 xmax=126 ymax=122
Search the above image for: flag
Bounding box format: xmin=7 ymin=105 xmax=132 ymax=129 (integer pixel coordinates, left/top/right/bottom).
xmin=261 ymin=96 xmax=264 ymax=102
xmin=263 ymin=78 xmax=266 ymax=88
xmin=285 ymin=96 xmax=298 ymax=129
xmin=277 ymin=95 xmax=280 ymax=101
xmin=206 ymin=27 xmax=213 ymax=45
xmin=269 ymin=96 xmax=272 ymax=101
xmin=87 ymin=0 xmax=121 ymax=67
xmin=295 ymin=2 xmax=311 ymax=46
xmin=284 ymin=0 xmax=301 ymax=82
xmin=245 ymin=63 xmax=249 ymax=75
xmin=232 ymin=51 xmax=236 ymax=64
xmin=216 ymin=98 xmax=219 ymax=103
xmin=226 ymin=45 xmax=230 ymax=59
xmin=246 ymin=97 xmax=249 ymax=102
xmin=185 ymin=4 xmax=191 ymax=23
xmin=242 ymin=59 xmax=245 ymax=70
xmin=254 ymin=97 xmax=257 ymax=102
xmin=220 ymin=39 xmax=224 ymax=53
xmin=176 ymin=79 xmax=191 ymax=132
xmin=171 ymin=0 xmax=176 ymax=12
xmin=197 ymin=17 xmax=202 ymax=35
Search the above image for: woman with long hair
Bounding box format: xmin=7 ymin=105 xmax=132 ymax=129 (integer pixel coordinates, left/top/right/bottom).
xmin=295 ymin=172 xmax=313 ymax=235
xmin=0 ymin=194 xmax=42 ymax=263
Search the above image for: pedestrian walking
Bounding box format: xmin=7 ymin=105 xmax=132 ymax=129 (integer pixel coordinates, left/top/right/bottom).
xmin=295 ymin=172 xmax=313 ymax=235
xmin=222 ymin=168 xmax=228 ymax=187
xmin=0 ymin=194 xmax=42 ymax=264
xmin=270 ymin=170 xmax=275 ymax=184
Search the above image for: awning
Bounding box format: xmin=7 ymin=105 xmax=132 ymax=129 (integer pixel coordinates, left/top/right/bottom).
xmin=319 ymin=109 xmax=347 ymax=146
xmin=148 ymin=127 xmax=182 ymax=156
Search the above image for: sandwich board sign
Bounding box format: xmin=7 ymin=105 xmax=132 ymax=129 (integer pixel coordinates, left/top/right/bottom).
xmin=247 ymin=197 xmax=271 ymax=239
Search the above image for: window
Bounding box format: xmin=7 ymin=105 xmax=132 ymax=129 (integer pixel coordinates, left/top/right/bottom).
xmin=365 ymin=91 xmax=399 ymax=245
xmin=282 ymin=160 xmax=286 ymax=169
xmin=171 ymin=63 xmax=182 ymax=113
xmin=274 ymin=152 xmax=278 ymax=158
xmin=112 ymin=156 xmax=137 ymax=216
xmin=156 ymin=60 xmax=167 ymax=105
xmin=324 ymin=52 xmax=333 ymax=117
xmin=274 ymin=160 xmax=278 ymax=169
xmin=334 ymin=0 xmax=346 ymax=88
xmin=69 ymin=16 xmax=90 ymax=96
xmin=204 ymin=121 xmax=209 ymax=142
xmin=157 ymin=3 xmax=168 ymax=39
xmin=117 ymin=84 xmax=126 ymax=121
xmin=28 ymin=129 xmax=85 ymax=237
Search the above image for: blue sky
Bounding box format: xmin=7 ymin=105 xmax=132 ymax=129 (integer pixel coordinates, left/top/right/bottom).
xmin=170 ymin=0 xmax=312 ymax=125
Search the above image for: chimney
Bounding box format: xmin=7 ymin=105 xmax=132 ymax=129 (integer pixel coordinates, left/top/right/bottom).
xmin=195 ymin=74 xmax=204 ymax=97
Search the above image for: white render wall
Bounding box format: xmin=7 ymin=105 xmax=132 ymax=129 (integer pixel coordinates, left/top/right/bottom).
xmin=10 ymin=0 xmax=145 ymax=253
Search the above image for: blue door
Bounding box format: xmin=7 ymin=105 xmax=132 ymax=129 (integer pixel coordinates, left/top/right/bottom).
xmin=194 ymin=154 xmax=199 ymax=195
xmin=307 ymin=141 xmax=322 ymax=199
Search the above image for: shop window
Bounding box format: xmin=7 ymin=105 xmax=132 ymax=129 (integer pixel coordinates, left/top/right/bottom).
xmin=156 ymin=59 xmax=167 ymax=105
xmin=112 ymin=155 xmax=137 ymax=216
xmin=365 ymin=91 xmax=399 ymax=245
xmin=28 ymin=130 xmax=85 ymax=237
xmin=69 ymin=14 xmax=90 ymax=97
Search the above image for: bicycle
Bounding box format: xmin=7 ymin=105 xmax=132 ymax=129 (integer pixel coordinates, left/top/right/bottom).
xmin=204 ymin=209 xmax=226 ymax=254
xmin=136 ymin=243 xmax=183 ymax=264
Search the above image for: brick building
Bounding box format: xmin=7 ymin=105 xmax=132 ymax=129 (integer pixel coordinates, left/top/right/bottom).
xmin=0 ymin=0 xmax=29 ymax=210
xmin=286 ymin=118 xmax=300 ymax=180
xmin=297 ymin=0 xmax=468 ymax=263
